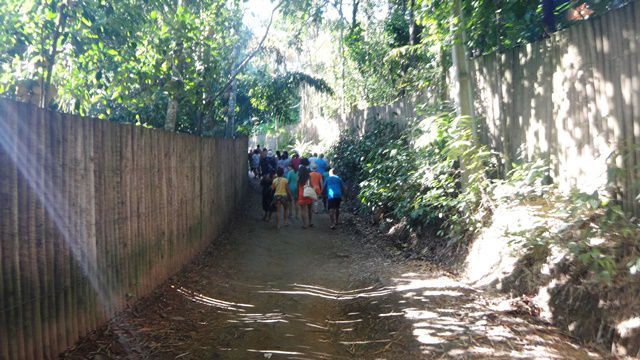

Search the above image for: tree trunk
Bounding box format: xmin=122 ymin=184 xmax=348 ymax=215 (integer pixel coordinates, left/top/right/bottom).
xmin=194 ymin=86 xmax=204 ymax=135
xmin=338 ymin=0 xmax=346 ymax=121
xmin=438 ymin=43 xmax=448 ymax=102
xmin=451 ymin=0 xmax=477 ymax=189
xmin=164 ymin=1 xmax=183 ymax=133
xmin=164 ymin=96 xmax=178 ymax=132
xmin=275 ymin=114 xmax=279 ymax=149
xmin=40 ymin=3 xmax=69 ymax=108
xmin=451 ymin=0 xmax=474 ymax=119
xmin=408 ymin=0 xmax=416 ymax=46
xmin=225 ymin=76 xmax=237 ymax=138
xmin=195 ymin=108 xmax=203 ymax=135
xmin=212 ymin=0 xmax=284 ymax=102
xmin=225 ymin=42 xmax=241 ymax=138
xmin=351 ymin=0 xmax=359 ymax=29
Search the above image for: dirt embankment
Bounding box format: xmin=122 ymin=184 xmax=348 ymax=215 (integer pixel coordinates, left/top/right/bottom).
xmin=461 ymin=199 xmax=640 ymax=358
xmin=374 ymin=193 xmax=640 ymax=358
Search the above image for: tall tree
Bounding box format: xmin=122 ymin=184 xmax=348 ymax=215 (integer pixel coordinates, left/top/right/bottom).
xmin=39 ymin=0 xmax=70 ymax=108
xmin=451 ymin=0 xmax=474 ymax=118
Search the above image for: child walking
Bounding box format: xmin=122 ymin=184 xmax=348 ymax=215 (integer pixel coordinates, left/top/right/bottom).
xmin=260 ymin=172 xmax=276 ymax=221
xmin=309 ymin=164 xmax=323 ymax=214
xmin=271 ymin=168 xmax=292 ymax=229
xmin=297 ymin=158 xmax=314 ymax=228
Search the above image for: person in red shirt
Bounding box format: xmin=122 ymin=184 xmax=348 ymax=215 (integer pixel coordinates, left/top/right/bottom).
xmin=290 ymin=153 xmax=301 ymax=171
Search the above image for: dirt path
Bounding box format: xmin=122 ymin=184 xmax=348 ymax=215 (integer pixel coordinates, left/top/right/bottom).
xmin=63 ymin=182 xmax=606 ymax=359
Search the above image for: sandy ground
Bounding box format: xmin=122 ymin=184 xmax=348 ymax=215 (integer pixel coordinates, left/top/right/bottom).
xmin=62 ymin=180 xmax=607 ymax=359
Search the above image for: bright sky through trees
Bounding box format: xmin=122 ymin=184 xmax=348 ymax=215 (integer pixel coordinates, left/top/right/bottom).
xmin=242 ymin=0 xmax=274 ymax=39
xmin=0 ymin=0 xmax=627 ymax=136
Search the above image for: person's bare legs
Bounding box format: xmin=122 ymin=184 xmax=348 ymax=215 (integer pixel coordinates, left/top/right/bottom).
xmin=300 ymin=205 xmax=309 ymax=228
xmin=283 ymin=203 xmax=289 ymax=226
xmin=288 ymin=199 xmax=293 ymax=219
xmin=329 ymin=208 xmax=336 ymax=229
xmin=308 ymin=204 xmax=314 ymax=227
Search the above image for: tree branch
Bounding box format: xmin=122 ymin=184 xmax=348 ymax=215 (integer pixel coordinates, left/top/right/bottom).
xmin=41 ymin=3 xmax=69 ymax=108
xmin=351 ymin=0 xmax=359 ymax=29
xmin=211 ymin=0 xmax=284 ymax=101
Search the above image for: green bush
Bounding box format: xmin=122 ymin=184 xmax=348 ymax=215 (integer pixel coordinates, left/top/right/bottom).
xmin=498 ymin=160 xmax=639 ymax=286
xmin=328 ymin=120 xmax=400 ymax=186
xmin=329 ymin=106 xmax=495 ymax=244
xmin=331 ymin=103 xmax=639 ymax=287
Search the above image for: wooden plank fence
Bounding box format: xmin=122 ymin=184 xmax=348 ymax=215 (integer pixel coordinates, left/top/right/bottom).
xmin=0 ymin=99 xmax=248 ymax=359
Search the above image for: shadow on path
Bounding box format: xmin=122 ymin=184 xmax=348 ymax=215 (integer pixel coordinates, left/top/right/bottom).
xmin=63 ymin=179 xmax=605 ymax=359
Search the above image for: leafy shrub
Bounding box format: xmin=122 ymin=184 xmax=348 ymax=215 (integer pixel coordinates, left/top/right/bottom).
xmin=502 ymin=163 xmax=640 ymax=286
xmin=330 ymin=103 xmax=640 ymax=286
xmin=329 ymin=106 xmax=495 ymax=244
xmin=558 ymin=190 xmax=639 ymax=285
xmin=328 ymin=120 xmax=400 ymax=187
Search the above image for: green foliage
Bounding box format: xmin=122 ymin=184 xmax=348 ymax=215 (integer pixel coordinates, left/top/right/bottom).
xmin=506 ymin=160 xmax=549 ymax=186
xmin=329 ymin=120 xmax=400 ymax=186
xmin=248 ymin=70 xmax=333 ymax=128
xmin=330 ymin=98 xmax=637 ymax=286
xmin=503 ymin=163 xmax=640 ymax=286
xmin=416 ymin=0 xmax=628 ymax=57
xmin=558 ymin=190 xmax=637 ymax=285
xmin=330 ymin=105 xmax=493 ymax=243
xmin=0 ymin=0 xmax=249 ymax=133
xmin=280 ymin=0 xmax=626 ymax=119
xmin=570 ymin=243 xmax=617 ymax=284
xmin=0 ymin=0 xmax=332 ymax=136
xmin=343 ymin=25 xmax=401 ymax=104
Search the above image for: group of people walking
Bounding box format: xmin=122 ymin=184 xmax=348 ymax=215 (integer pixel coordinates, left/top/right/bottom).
xmin=248 ymin=145 xmax=345 ymax=230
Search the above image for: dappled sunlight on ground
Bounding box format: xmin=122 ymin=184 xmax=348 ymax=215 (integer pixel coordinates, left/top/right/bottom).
xmin=175 ymin=286 xmax=255 ymax=312
xmin=63 ymin=187 xmax=603 ymax=359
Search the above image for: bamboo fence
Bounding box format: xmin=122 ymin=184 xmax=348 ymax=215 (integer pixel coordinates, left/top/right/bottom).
xmin=473 ymin=1 xmax=640 ymax=213
xmin=0 ymin=99 xmax=248 ymax=359
xmin=295 ymin=1 xmax=640 ymax=213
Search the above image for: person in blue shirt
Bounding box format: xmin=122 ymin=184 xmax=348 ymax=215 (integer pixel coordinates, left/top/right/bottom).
xmin=315 ymin=154 xmax=328 ymax=174
xmin=286 ymin=166 xmax=299 ymax=220
xmin=308 ymin=153 xmax=318 ymax=166
xmin=324 ymin=168 xmax=346 ymax=229
xmin=321 ymin=166 xmax=331 ymax=212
